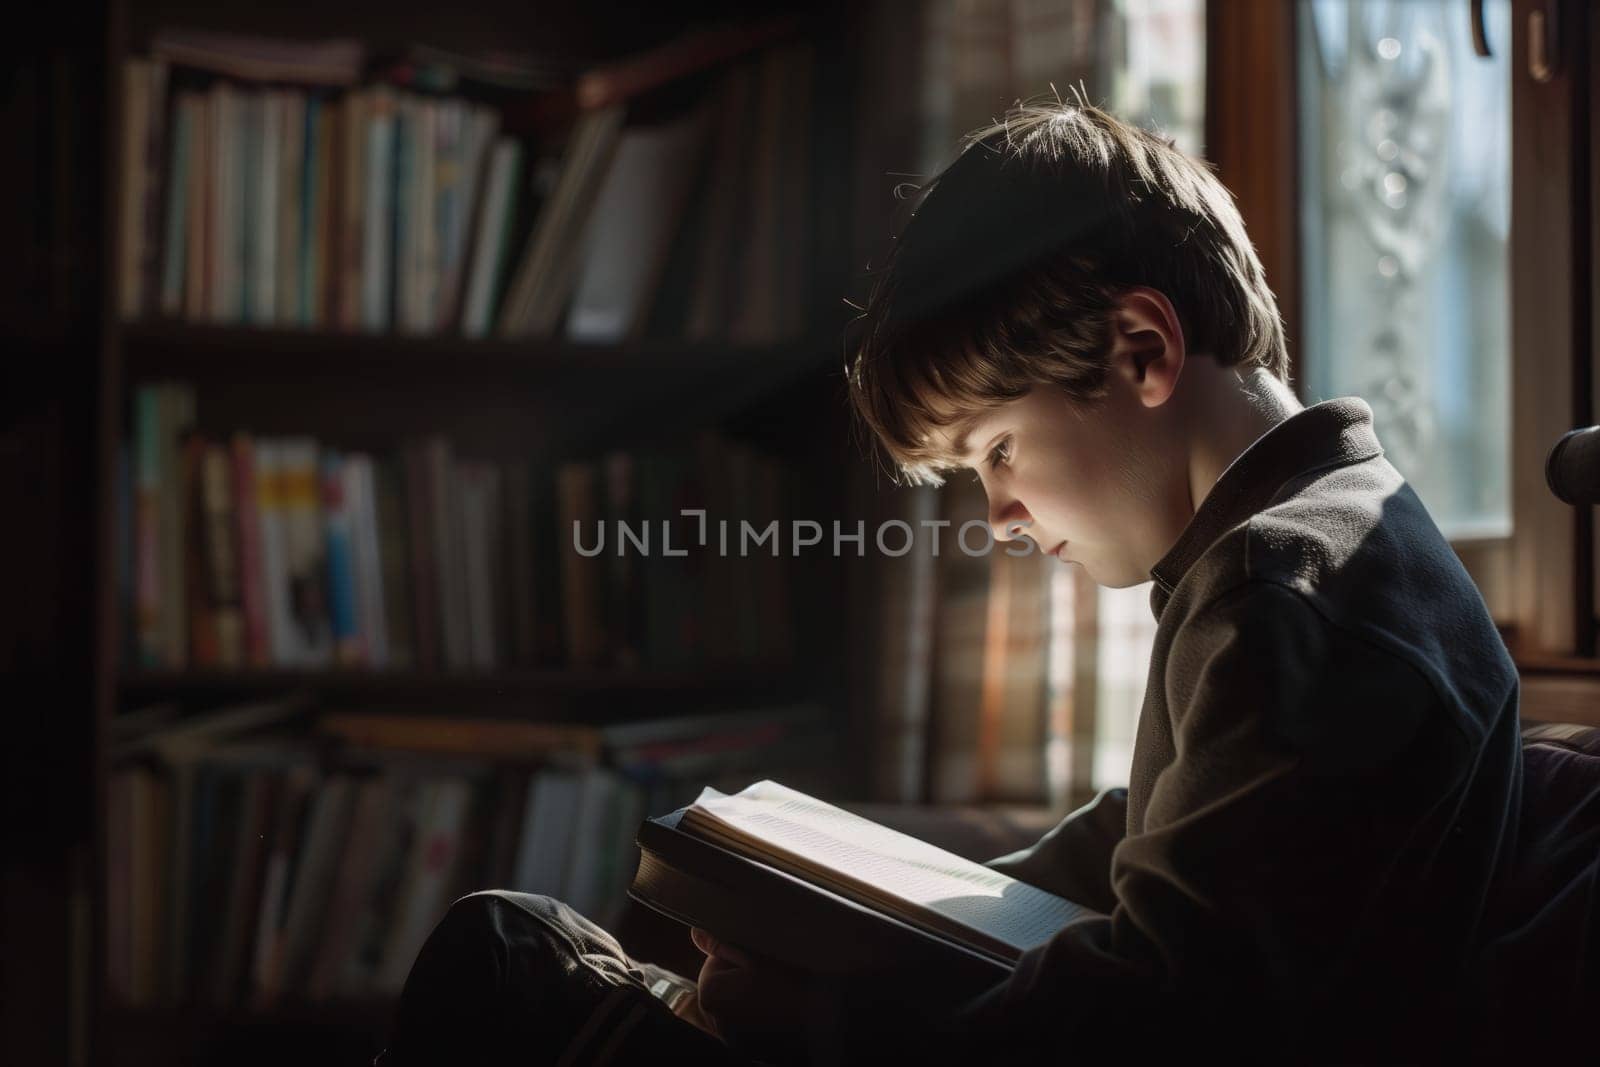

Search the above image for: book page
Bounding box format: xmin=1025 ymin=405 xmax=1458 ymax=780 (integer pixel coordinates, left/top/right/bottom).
xmin=683 ymin=780 xmax=1089 ymax=962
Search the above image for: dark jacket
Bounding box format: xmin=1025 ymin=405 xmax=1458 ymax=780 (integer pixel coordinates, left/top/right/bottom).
xmin=918 ymin=397 xmax=1530 ymax=1062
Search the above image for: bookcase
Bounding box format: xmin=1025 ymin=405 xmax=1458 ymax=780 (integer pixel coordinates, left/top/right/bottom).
xmin=90 ymin=1 xmax=868 ymax=1062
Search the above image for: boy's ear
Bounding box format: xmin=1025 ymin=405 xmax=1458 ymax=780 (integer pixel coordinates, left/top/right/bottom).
xmin=1107 ymin=287 xmax=1185 ymax=408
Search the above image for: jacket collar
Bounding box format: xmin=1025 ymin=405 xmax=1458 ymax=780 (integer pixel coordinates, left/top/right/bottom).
xmin=1148 ymin=396 xmax=1385 ymax=619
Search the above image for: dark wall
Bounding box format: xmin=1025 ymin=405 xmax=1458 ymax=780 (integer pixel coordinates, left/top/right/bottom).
xmin=2 ymin=3 xmax=108 ymax=1063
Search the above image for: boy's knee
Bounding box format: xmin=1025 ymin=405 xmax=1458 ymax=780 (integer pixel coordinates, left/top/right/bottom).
xmin=421 ymin=891 xmax=628 ymax=983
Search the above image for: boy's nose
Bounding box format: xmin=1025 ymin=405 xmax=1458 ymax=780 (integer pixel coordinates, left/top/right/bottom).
xmin=989 ymin=496 xmax=1030 ymax=541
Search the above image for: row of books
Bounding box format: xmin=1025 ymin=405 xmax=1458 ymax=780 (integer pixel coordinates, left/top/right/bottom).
xmin=123 ymin=383 xmax=795 ymax=673
xmin=117 ymin=31 xmax=815 ymax=343
xmin=107 ymin=699 xmax=835 ymax=1008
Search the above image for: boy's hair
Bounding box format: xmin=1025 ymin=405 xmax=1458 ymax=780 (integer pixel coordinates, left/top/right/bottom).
xmin=846 ymin=94 xmax=1289 ymax=485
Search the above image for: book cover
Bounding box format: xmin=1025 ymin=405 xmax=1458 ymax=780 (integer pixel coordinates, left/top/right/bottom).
xmin=566 ymin=106 xmax=712 ymax=342
xmin=425 ymin=439 xmax=470 ymax=669
xmin=310 ymin=95 xmax=337 ymax=326
xmin=322 ymin=450 xmax=362 ymax=665
xmin=157 ymin=385 xmax=196 ymax=668
xmin=118 ymin=59 xmax=152 ymax=321
xmin=238 ymin=89 xmax=263 ymax=324
xmin=458 ymin=462 xmax=496 ymax=669
xmin=555 ymin=462 xmax=604 ymax=668
xmin=685 ymin=63 xmax=757 ymax=342
xmin=375 ymin=778 xmax=474 ymax=994
xmin=139 ymin=60 xmax=171 ymax=317
xmin=253 ymin=439 xmax=293 ymax=665
xmin=528 ymin=464 xmax=565 ymax=664
xmin=210 ymin=769 xmax=279 ymax=1005
xmin=512 ymin=770 xmax=583 ymax=898
xmin=459 ymin=138 xmax=523 ymax=338
xmin=132 ymin=386 xmax=163 ymax=667
xmin=184 ymin=89 xmax=212 ymax=320
xmin=373 ymin=456 xmax=415 ymax=668
xmin=209 ymin=81 xmax=237 ymax=323
xmin=106 ymin=770 xmax=136 ymax=1001
xmin=562 ymin=767 xmax=622 ymax=918
xmin=411 ymin=97 xmax=439 ymax=333
xmin=274 ymin=776 xmax=358 ymax=998
xmin=362 ymin=87 xmax=397 ymax=332
xmin=437 ymin=104 xmax=500 ymax=329
xmin=160 ymin=91 xmax=196 ymax=318
xmin=349 ymin=455 xmax=390 ymax=668
xmin=280 ymin=438 xmax=332 ymax=665
xmin=339 ymin=774 xmax=424 ymax=995
xmin=337 ymin=88 xmax=369 ymax=331
xmin=504 ymin=459 xmax=537 ymax=667
xmin=305 ymin=777 xmax=391 ymax=1000
xmin=231 ymin=434 xmax=270 ymax=666
xmin=496 ymin=105 xmax=625 ymax=338
xmin=479 ymin=769 xmax=531 ymax=890
xmin=200 ymin=442 xmax=244 ymax=667
xmin=393 ymin=94 xmax=419 ymax=333
xmin=276 ymin=89 xmax=305 ymax=326
xmin=602 ymin=451 xmax=642 ymax=669
xmin=128 ymin=766 xmax=169 ymax=1005
xmin=402 ymin=443 xmax=440 ymax=671
xmin=249 ymin=764 xmax=317 ymax=1003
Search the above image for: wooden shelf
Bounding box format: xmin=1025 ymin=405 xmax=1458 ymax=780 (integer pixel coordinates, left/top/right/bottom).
xmin=120 ymin=321 xmax=836 ymax=387
xmin=117 ymin=665 xmax=798 ymax=718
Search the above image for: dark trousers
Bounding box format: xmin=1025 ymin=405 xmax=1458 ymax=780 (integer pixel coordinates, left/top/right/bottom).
xmin=378 ymin=891 xmax=756 ymax=1067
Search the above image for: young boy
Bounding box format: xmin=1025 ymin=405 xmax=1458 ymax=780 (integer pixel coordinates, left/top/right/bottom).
xmin=384 ymin=99 xmax=1537 ymax=1065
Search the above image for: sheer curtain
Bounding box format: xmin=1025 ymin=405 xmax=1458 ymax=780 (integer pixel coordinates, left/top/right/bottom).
xmin=1297 ymin=0 xmax=1511 ymax=540
xmin=861 ymin=0 xmax=1205 ymax=809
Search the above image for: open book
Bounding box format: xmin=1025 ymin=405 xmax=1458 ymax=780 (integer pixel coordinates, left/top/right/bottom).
xmin=629 ymin=780 xmax=1091 ymax=997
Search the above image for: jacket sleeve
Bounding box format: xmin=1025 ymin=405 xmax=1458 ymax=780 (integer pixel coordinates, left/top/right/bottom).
xmin=840 ymin=579 xmax=1461 ymax=1064
xmin=981 ymin=787 xmax=1127 ymax=914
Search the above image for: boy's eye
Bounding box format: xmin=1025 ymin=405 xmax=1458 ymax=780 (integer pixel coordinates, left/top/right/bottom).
xmin=986 ymin=437 xmax=1012 ymax=471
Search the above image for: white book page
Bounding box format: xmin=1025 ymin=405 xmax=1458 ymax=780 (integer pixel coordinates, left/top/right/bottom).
xmin=685 ymin=780 xmax=1088 ymax=959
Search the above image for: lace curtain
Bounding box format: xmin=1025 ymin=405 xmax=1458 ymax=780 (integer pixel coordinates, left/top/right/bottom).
xmin=1297 ymin=0 xmax=1511 ymax=539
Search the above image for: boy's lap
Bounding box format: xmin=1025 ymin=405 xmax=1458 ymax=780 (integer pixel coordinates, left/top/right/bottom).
xmin=381 ymin=890 xmax=751 ymax=1067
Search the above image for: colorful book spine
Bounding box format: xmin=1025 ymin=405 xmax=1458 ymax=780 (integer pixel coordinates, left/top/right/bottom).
xmin=322 ymin=450 xmax=361 ymax=665
xmin=349 ymin=456 xmax=389 ymax=668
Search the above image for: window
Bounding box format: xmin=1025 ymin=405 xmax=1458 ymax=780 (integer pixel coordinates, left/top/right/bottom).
xmin=1297 ymin=0 xmax=1512 ymax=541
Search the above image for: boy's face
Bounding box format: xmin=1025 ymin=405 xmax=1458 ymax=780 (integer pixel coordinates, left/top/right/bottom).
xmin=934 ymin=289 xmax=1195 ymax=588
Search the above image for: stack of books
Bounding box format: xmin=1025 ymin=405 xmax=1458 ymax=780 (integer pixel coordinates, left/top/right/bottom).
xmin=124 ymin=383 xmax=794 ymax=674
xmin=106 ymin=700 xmax=835 ymax=1009
xmin=118 ymin=28 xmax=815 ymax=343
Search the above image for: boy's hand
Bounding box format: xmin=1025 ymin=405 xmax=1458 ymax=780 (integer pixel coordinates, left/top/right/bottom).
xmin=689 ymin=927 xmax=843 ymax=1064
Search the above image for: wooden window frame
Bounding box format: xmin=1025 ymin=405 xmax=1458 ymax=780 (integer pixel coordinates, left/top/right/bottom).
xmin=1208 ymin=0 xmax=1600 ymax=725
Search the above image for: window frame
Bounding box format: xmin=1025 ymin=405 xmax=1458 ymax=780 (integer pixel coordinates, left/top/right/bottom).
xmin=1213 ymin=0 xmax=1599 ymax=725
